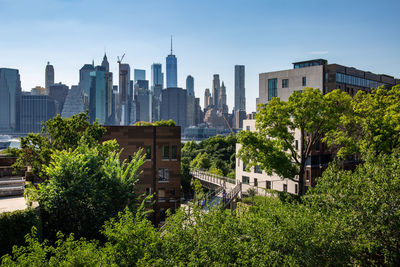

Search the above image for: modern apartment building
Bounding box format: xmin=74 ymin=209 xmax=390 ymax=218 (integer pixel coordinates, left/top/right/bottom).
xmin=101 ymin=126 xmax=181 ymax=225
xmin=239 ymin=59 xmax=399 ymax=195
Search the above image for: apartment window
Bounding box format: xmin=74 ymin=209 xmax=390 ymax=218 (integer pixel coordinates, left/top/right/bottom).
xmin=324 ymin=86 xmax=329 ymax=95
xmin=242 ymin=176 xmax=249 ymax=184
xmin=302 ymin=77 xmax=307 ymax=86
xmin=325 ymin=73 xmax=329 ymax=82
xmin=282 ymin=79 xmax=289 ymax=88
xmin=266 ymin=181 xmax=271 ymax=189
xmin=295 ymin=140 xmax=299 ymax=150
xmin=171 ymin=145 xmax=178 ymax=160
xmin=169 ymin=188 xmax=175 ymax=197
xmin=254 ymin=178 xmax=258 ymax=187
xmin=283 ymin=184 xmax=288 ymax=192
xmin=315 ymin=142 xmax=320 ymax=151
xmin=254 ymin=165 xmax=262 ymax=174
xmin=306 ymin=170 xmax=310 ymax=182
xmin=243 ymin=162 xmax=247 ymax=172
xmin=158 ymin=188 xmax=166 ymax=202
xmin=158 ymin=168 xmax=169 ymax=182
xmin=146 ymin=187 xmax=152 ymax=195
xmin=295 ymin=184 xmax=298 ymax=194
xmin=145 ymin=146 xmax=152 ymax=160
xmin=268 ymin=78 xmax=278 ymax=101
xmin=246 ymin=126 xmax=250 ymax=131
xmin=162 ymin=145 xmax=169 ymax=160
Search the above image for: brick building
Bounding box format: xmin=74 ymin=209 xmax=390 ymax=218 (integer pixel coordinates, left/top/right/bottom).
xmin=102 ymin=126 xmax=181 ymax=224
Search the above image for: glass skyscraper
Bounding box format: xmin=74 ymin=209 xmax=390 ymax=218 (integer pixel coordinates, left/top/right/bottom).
xmin=166 ymin=39 xmax=177 ymax=88
xmin=151 ymin=63 xmax=163 ymax=88
xmin=134 ymin=69 xmax=146 ymax=83
xmin=186 ymin=75 xmax=194 ymax=96
xmin=0 ymin=68 xmax=21 ymax=132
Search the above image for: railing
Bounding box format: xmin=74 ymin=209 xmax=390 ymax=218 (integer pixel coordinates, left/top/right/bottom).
xmin=223 ymin=182 xmax=241 ymax=209
xmin=190 ymin=169 xmax=235 ymax=187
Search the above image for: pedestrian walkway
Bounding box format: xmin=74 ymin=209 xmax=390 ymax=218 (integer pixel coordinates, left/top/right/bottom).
xmin=0 ymin=196 xmax=27 ymax=213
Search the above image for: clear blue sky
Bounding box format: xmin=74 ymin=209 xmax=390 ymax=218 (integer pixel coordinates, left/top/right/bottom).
xmin=0 ymin=0 xmax=399 ymax=112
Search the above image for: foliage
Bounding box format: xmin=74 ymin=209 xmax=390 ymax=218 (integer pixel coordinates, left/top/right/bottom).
xmin=13 ymin=112 xmax=105 ymax=179
xmin=209 ymin=166 xmax=224 ymax=176
xmin=134 ymin=120 xmax=176 ymax=127
xmin=34 ymin=141 xmax=145 ymax=241
xmin=325 ymin=85 xmax=400 ymax=158
xmin=0 ymin=208 xmax=41 ymax=257
xmin=238 ymin=88 xmax=352 ymax=195
xmin=1 ymin=147 xmax=20 ymax=157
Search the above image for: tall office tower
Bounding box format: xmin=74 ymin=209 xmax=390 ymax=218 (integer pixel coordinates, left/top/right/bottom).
xmin=219 ymin=81 xmax=227 ymax=112
xmin=186 ymin=75 xmax=194 ymax=96
xmin=234 ymin=65 xmax=246 ymax=112
xmin=151 ymin=63 xmax=163 ymax=88
xmin=136 ymin=89 xmax=152 ymax=122
xmin=194 ymin=97 xmax=203 ymax=125
xmin=104 ymin=72 xmax=113 ymax=125
xmin=112 ymin=85 xmax=119 ymax=125
xmin=204 ymin=88 xmax=212 ymax=109
xmin=212 ymin=74 xmax=220 ymax=106
xmin=31 ymin=86 xmax=46 ymax=95
xmin=186 ymin=93 xmax=195 ymax=127
xmin=0 ymin=68 xmax=21 ymax=133
xmin=134 ymin=69 xmax=146 ymax=83
xmin=119 ymin=63 xmax=130 ymax=125
xmin=20 ymin=95 xmax=56 ymax=133
xmin=166 ymin=37 xmax=177 ymax=88
xmin=61 ymin=85 xmax=85 ymax=118
xmin=101 ymin=53 xmax=109 ymax=72
xmin=45 ymin=62 xmax=55 ymax=95
xmin=49 ymin=83 xmax=69 ymax=114
xmin=152 ymin=84 xmax=163 ymax=122
xmin=161 ymin=87 xmax=187 ymax=128
xmin=89 ymin=70 xmax=110 ymax=124
xmin=79 ymin=64 xmax=95 ymax=98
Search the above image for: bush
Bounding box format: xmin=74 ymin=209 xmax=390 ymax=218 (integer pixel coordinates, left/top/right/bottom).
xmin=0 ymin=208 xmax=41 ymax=256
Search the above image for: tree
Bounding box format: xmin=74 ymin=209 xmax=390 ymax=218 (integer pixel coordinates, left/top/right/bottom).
xmin=36 ymin=140 xmax=145 ymax=240
xmin=325 ymin=85 xmax=400 ymax=158
xmin=13 ymin=112 xmax=105 ymax=179
xmin=190 ymin=152 xmax=211 ymax=170
xmin=237 ymin=88 xmax=352 ymax=195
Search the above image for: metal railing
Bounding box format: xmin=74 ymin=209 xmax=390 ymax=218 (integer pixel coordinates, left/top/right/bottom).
xmin=190 ymin=169 xmax=235 ymax=187
xmin=223 ymin=182 xmax=241 ymax=209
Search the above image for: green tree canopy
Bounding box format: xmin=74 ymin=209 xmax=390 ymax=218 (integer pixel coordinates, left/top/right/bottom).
xmin=237 ymin=88 xmax=352 ymax=195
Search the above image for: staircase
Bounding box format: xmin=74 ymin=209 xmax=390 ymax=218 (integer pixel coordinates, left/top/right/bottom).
xmin=0 ymin=157 xmax=25 ymax=197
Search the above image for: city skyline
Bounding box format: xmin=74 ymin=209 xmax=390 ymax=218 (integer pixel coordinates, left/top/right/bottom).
xmin=0 ymin=0 xmax=399 ymax=112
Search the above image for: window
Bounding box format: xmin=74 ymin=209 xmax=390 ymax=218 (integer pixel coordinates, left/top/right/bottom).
xmin=282 ymin=79 xmax=289 ymax=88
xmin=242 ymin=176 xmax=249 ymax=184
xmin=302 ymin=77 xmax=307 ymax=86
xmin=295 ymin=140 xmax=299 ymax=150
xmin=325 ymin=73 xmax=329 ymax=82
xmin=254 ymin=178 xmax=258 ymax=187
xmin=246 ymin=126 xmax=250 ymax=131
xmin=243 ymin=162 xmax=247 ymax=172
xmin=315 ymin=142 xmax=320 ymax=151
xmin=158 ymin=168 xmax=169 ymax=182
xmin=266 ymin=181 xmax=271 ymax=189
xmin=306 ymin=170 xmax=310 ymax=182
xmin=254 ymin=165 xmax=262 ymax=174
xmin=171 ymin=145 xmax=177 ymax=160
xmin=169 ymin=188 xmax=175 ymax=197
xmin=295 ymin=184 xmax=298 ymax=194
xmin=324 ymin=86 xmax=329 ymax=95
xmin=158 ymin=189 xmax=166 ymax=202
xmin=283 ymin=184 xmax=288 ymax=192
xmin=146 ymin=187 xmax=152 ymax=195
xmin=268 ymin=78 xmax=278 ymax=101
xmin=145 ymin=146 xmax=152 ymax=160
xmin=162 ymin=145 xmax=169 ymax=160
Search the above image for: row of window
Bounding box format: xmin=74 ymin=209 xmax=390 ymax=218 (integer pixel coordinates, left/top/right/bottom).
xmin=162 ymin=145 xmax=178 ymax=160
xmin=242 ymin=163 xmax=262 ymax=174
xmin=336 ymin=73 xmax=386 ymax=89
xmin=267 ymin=77 xmax=307 ymax=101
xmin=242 ymin=176 xmax=298 ymax=193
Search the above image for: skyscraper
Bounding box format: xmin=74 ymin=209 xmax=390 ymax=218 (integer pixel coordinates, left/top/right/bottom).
xmin=0 ymin=68 xmax=21 ymax=132
xmin=20 ymin=95 xmax=56 ymax=133
xmin=89 ymin=70 xmax=107 ymax=124
xmin=212 ymin=74 xmax=220 ymax=106
xmin=119 ymin=63 xmax=130 ymax=125
xmin=204 ymin=88 xmax=211 ymax=109
xmin=45 ymin=62 xmax=54 ymax=95
xmin=166 ymin=37 xmax=177 ymax=88
xmin=161 ymin=87 xmax=187 ymax=128
xmin=219 ymin=81 xmax=227 ymax=112
xmin=48 ymin=83 xmax=69 ymax=114
xmin=186 ymin=75 xmax=194 ymax=96
xmin=101 ymin=53 xmax=109 ymax=72
xmin=234 ymin=65 xmax=246 ymax=112
xmin=134 ymin=69 xmax=146 ymax=83
xmin=151 ymin=63 xmax=163 ymax=88
xmin=79 ymin=64 xmax=95 ymax=98
xmin=61 ymin=85 xmax=85 ymax=118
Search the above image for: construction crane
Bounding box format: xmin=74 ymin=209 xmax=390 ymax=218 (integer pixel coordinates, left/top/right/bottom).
xmin=117 ymin=53 xmax=125 ymax=65
xmin=222 ymin=113 xmax=234 ymax=134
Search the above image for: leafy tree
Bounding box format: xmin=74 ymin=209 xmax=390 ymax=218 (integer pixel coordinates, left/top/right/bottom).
xmin=134 ymin=120 xmax=177 ymax=127
xmin=190 ymin=152 xmax=211 ymax=170
xmin=13 ymin=112 xmax=105 ymax=179
xmin=325 ymin=84 xmax=400 ymax=157
xmin=237 ymin=88 xmax=352 ymax=195
xmin=35 ymin=140 xmax=145 ymax=240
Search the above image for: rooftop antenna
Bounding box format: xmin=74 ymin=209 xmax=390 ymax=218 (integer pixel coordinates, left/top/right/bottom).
xmin=170 ymin=35 xmax=173 ymax=55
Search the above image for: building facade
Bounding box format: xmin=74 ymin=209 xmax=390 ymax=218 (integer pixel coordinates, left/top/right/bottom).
xmin=45 ymin=62 xmax=54 ymax=95
xmin=161 ymin=87 xmax=187 ymax=128
xmin=134 ymin=69 xmax=146 ymax=83
xmin=61 ymin=85 xmax=85 ymax=119
xmin=0 ymin=68 xmax=21 ymax=133
xmin=151 ymin=63 xmax=164 ymax=88
xmin=20 ymin=95 xmax=56 ymax=133
xmin=49 ymin=82 xmax=69 ymax=114
xmin=101 ymin=126 xmax=181 ymax=225
xmin=212 ymin=74 xmax=220 ymax=106
xmin=119 ymin=63 xmax=131 ymax=125
xmin=234 ymin=65 xmax=245 ymax=112
xmin=186 ymin=75 xmax=194 ymax=96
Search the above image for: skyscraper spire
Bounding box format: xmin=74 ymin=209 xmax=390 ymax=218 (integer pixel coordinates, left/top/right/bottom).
xmin=170 ymin=35 xmax=173 ymax=55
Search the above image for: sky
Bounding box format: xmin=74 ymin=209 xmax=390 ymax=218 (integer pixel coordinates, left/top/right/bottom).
xmin=0 ymin=0 xmax=399 ymax=113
